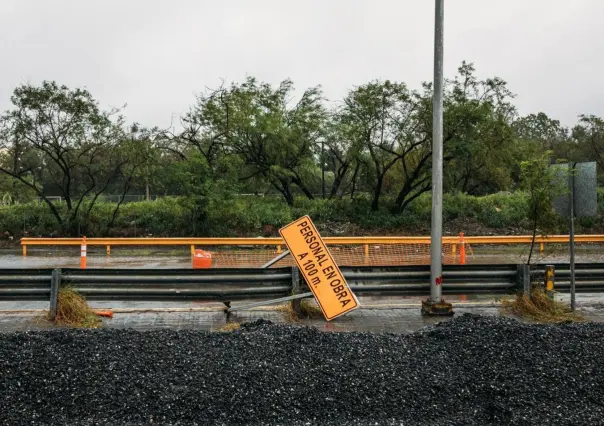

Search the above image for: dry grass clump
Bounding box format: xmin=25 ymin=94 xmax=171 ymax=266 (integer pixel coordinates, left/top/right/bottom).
xmin=218 ymin=322 xmax=241 ymax=332
xmin=54 ymin=287 xmax=101 ymax=328
xmin=299 ymin=299 xmax=323 ymax=319
xmin=502 ymin=287 xmax=583 ymax=323
xmin=278 ymin=299 xmax=324 ymax=322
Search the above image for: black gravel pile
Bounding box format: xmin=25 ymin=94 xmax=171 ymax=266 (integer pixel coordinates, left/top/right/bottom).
xmin=2 ymin=314 xmax=604 ymax=425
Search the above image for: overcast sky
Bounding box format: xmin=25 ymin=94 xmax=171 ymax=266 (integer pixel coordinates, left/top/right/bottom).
xmin=1 ymin=0 xmax=602 ymax=128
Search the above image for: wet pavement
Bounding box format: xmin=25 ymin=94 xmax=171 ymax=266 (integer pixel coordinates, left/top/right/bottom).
xmin=2 ymin=293 xmax=603 ymax=334
xmin=0 ymin=304 xmax=506 ymax=333
xmin=0 ymin=253 xmax=191 ymax=269
xmin=2 ymin=247 xmax=604 ymax=334
xmin=3 ymin=244 xmax=604 ymax=268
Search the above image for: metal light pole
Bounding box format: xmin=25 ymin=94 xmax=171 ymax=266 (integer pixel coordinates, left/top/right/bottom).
xmin=321 ymin=142 xmax=326 ymax=199
xmin=569 ymin=162 xmax=576 ymax=310
xmin=423 ymin=0 xmax=452 ymax=315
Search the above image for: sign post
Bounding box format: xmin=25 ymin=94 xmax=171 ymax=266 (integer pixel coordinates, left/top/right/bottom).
xmin=279 ymin=216 xmax=359 ymax=320
xmin=553 ymin=161 xmax=597 ymax=310
xmin=569 ymin=164 xmax=576 ymax=310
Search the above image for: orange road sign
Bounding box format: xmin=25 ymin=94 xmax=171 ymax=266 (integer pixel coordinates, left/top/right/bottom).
xmin=279 ymin=216 xmax=359 ymax=320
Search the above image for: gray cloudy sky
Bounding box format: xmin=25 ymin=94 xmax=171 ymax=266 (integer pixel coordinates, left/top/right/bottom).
xmin=1 ymin=0 xmax=602 ymax=128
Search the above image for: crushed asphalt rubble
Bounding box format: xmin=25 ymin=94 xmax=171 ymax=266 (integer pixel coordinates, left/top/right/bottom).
xmin=1 ymin=314 xmax=604 ymax=425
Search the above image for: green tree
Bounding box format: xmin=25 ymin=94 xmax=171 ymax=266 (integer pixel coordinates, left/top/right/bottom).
xmin=99 ymin=125 xmax=160 ymax=232
xmin=0 ymin=81 xmax=137 ymax=235
xmin=178 ymin=83 xmax=230 ymax=172
xmin=322 ymin=113 xmax=365 ymax=198
xmin=443 ymin=62 xmax=517 ymax=195
xmin=519 ymin=152 xmax=567 ymax=264
xmin=339 ymin=80 xmax=419 ymax=210
xmin=513 ymin=112 xmax=574 ymax=162
xmin=572 ymin=114 xmax=604 ymax=170
xmin=190 ymin=77 xmax=326 ymax=205
xmin=514 ymin=113 xmax=568 ymax=150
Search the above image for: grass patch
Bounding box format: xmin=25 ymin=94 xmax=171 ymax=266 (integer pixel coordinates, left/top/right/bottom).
xmin=501 ymin=286 xmax=584 ymax=323
xmin=278 ymin=298 xmax=324 ymax=322
xmin=299 ymin=299 xmax=323 ymax=318
xmin=54 ymin=287 xmax=101 ymax=328
xmin=218 ymin=322 xmax=241 ymax=332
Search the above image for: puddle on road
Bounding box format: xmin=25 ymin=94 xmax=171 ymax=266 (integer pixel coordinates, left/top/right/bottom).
xmin=0 ymin=253 xmax=191 ymax=269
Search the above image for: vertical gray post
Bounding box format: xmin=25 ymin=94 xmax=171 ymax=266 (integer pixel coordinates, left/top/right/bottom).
xmin=430 ymin=0 xmax=444 ymax=303
xmin=569 ymin=163 xmax=576 ymax=310
xmin=517 ymin=264 xmax=531 ymax=296
xmin=49 ymin=268 xmax=61 ymax=320
xmin=321 ymin=141 xmax=326 ymax=199
xmin=290 ymin=267 xmax=302 ymax=315
xmin=261 ymin=250 xmax=290 ymax=269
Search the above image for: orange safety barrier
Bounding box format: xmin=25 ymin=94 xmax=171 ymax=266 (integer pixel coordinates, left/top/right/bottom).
xmin=19 ymin=234 xmax=604 ymax=267
xmin=192 ymin=249 xmax=212 ymax=269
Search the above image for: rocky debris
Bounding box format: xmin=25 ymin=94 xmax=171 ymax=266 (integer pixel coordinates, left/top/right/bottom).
xmin=1 ymin=314 xmax=604 ymax=425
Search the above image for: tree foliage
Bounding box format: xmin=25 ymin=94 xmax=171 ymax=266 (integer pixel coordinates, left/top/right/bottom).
xmin=573 ymin=115 xmax=604 ymax=170
xmin=181 ymin=77 xmax=325 ymax=205
xmin=443 ymin=62 xmax=517 ymax=195
xmin=1 ymin=63 xmax=603 ymax=237
xmin=519 ymin=152 xmax=568 ymax=264
xmin=0 ymin=82 xmax=141 ymax=234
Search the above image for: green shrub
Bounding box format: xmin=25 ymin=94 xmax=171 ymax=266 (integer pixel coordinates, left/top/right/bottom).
xmin=203 ymin=196 xmax=292 ymax=236
xmin=0 ymin=201 xmax=66 ymax=237
xmin=0 ymin=188 xmax=602 ymax=238
xmin=111 ymin=198 xmax=191 ymax=236
xmin=438 ymin=192 xmax=530 ymax=229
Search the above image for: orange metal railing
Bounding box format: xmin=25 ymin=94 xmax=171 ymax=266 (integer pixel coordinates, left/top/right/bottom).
xmin=20 ymin=234 xmax=604 ymax=253
xmin=20 ymin=233 xmax=604 ymax=267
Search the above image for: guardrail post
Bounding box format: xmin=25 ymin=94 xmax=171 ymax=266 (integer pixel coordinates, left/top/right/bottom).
xmin=291 ymin=267 xmax=302 ymax=315
xmin=22 ymin=244 xmax=27 ymax=257
xmin=517 ymin=264 xmax=531 ymax=296
xmin=49 ymin=268 xmax=61 ymax=321
xmin=545 ymin=264 xmax=555 ymax=300
xmin=106 ymin=245 xmax=111 ymax=256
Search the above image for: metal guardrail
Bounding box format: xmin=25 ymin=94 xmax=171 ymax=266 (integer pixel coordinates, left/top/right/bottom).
xmin=2 ymin=264 xmax=604 ymax=312
xmin=62 ymin=268 xmax=293 ymax=301
xmin=343 ymin=264 xmax=520 ymax=295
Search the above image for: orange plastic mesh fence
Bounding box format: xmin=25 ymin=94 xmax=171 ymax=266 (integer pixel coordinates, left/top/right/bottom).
xmin=205 ymin=243 xmax=461 ymax=268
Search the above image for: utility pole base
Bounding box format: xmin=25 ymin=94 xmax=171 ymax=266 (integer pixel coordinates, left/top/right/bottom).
xmin=421 ymin=300 xmax=454 ymax=316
